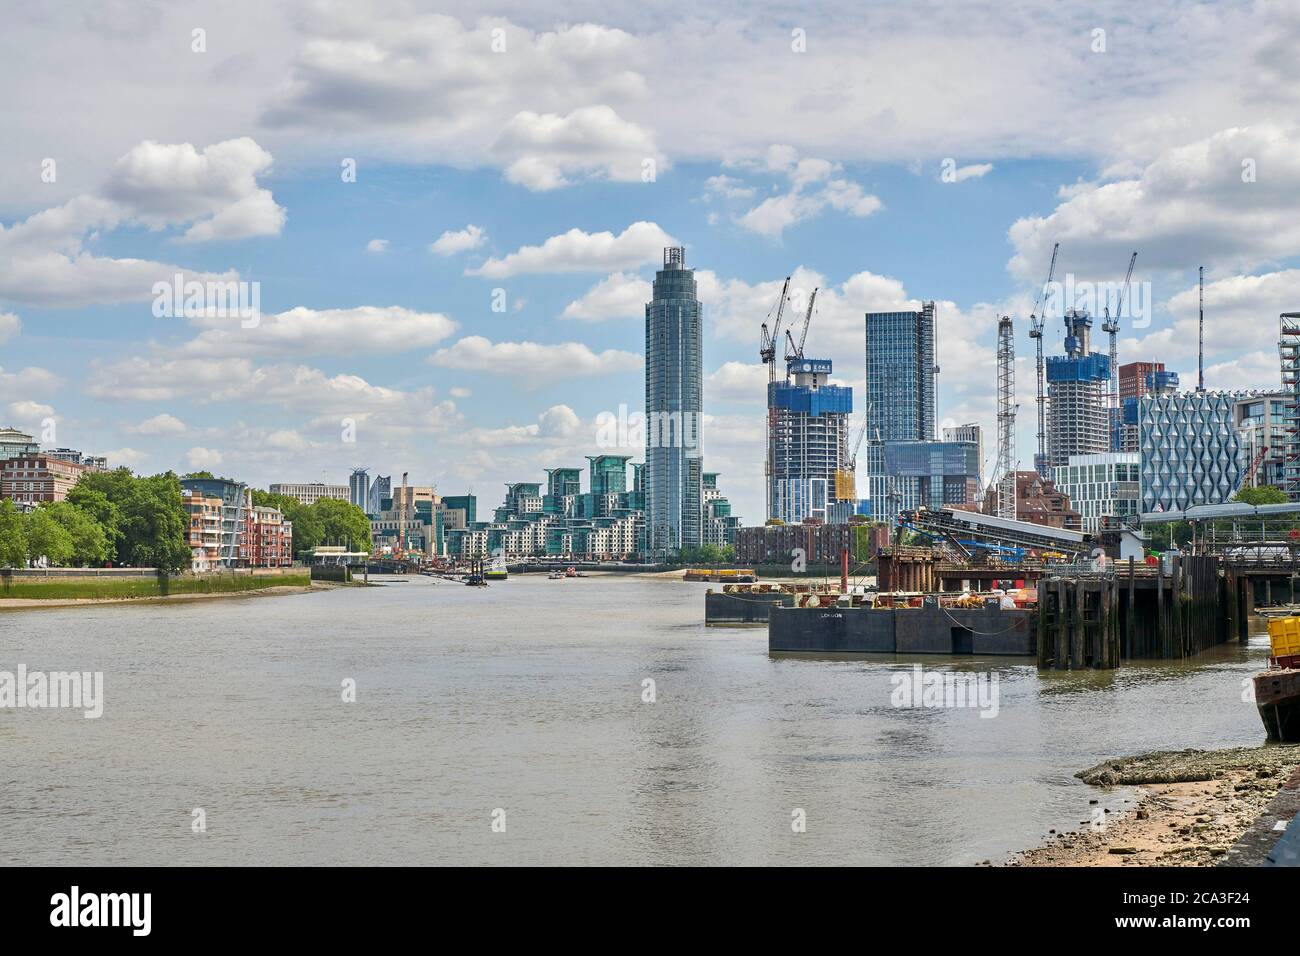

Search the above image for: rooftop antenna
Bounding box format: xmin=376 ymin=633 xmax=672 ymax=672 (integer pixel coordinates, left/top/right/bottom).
xmin=1197 ymin=266 xmax=1205 ymax=392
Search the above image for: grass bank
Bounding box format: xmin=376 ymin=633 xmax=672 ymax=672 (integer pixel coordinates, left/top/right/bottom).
xmin=0 ymin=571 xmax=311 ymax=601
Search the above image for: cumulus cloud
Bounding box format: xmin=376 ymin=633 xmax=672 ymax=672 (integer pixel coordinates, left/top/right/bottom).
xmin=102 ymin=137 xmax=285 ymax=241
xmin=560 ymin=272 xmax=651 ymax=321
xmin=366 ymin=239 xmax=389 ymax=253
xmin=186 ymin=446 xmax=224 ymax=470
xmin=706 ymin=361 xmax=767 ymax=403
xmin=493 ymin=106 xmax=664 ymax=190
xmin=6 ymin=400 xmax=54 ymax=424
xmin=429 ymin=335 xmax=641 ymax=388
xmin=728 ymin=145 xmax=882 ymax=238
xmin=469 ymin=404 xmax=583 ymax=445
xmin=0 ymin=365 xmax=62 ymax=399
xmin=429 ymin=224 xmax=486 ymax=256
xmin=0 ymin=138 xmax=281 ymax=306
xmin=128 ymin=413 xmax=187 ymax=435
xmin=1008 ymin=124 xmax=1300 ymax=280
xmin=86 ymin=356 xmax=462 ymax=431
xmin=943 ymin=162 xmax=993 ymax=182
xmin=467 ymin=221 xmax=674 ymax=278
xmin=178 ymin=305 xmax=458 ymax=358
xmin=0 ymin=313 xmax=19 ymax=344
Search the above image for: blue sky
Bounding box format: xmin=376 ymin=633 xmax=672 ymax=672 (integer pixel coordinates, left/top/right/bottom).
xmin=2 ymin=1 xmax=1298 ymax=521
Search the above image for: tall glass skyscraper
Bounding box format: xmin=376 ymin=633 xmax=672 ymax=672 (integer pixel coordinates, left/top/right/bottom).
xmin=864 ymin=303 xmax=942 ymax=522
xmin=865 ymin=304 xmax=937 ymax=443
xmin=644 ymin=246 xmax=702 ymax=556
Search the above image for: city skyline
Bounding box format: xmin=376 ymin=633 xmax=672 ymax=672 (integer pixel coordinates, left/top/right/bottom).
xmin=3 ymin=4 xmax=1299 ymax=526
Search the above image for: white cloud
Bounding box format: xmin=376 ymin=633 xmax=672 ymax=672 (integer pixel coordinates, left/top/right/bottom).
xmin=730 ymin=146 xmax=882 ymax=238
xmin=1009 ymin=124 xmax=1300 ymax=281
xmin=429 ymin=336 xmax=641 ymax=388
xmin=493 ymin=106 xmax=664 ymax=190
xmin=469 ymin=404 xmax=583 ymax=445
xmin=467 ymin=221 xmax=674 ymax=278
xmin=186 ymin=446 xmax=224 ymax=470
xmin=102 ymin=447 xmax=146 ymax=468
xmin=6 ymin=400 xmax=54 ymax=424
xmin=0 ymin=366 xmax=62 ymax=399
xmin=102 ymin=137 xmax=285 ymax=241
xmin=366 ymin=239 xmax=389 ymax=253
xmin=0 ymin=137 xmax=281 ymax=306
xmin=179 ymin=305 xmax=458 ymax=358
xmin=560 ymin=272 xmax=651 ymax=321
xmin=129 ymin=413 xmax=187 ymax=435
xmin=429 ymin=224 xmax=486 ymax=256
xmin=0 ymin=313 xmax=19 ymax=344
xmin=87 ymin=356 xmax=462 ymax=430
xmin=449 ymin=386 xmax=472 ymax=398
xmin=945 ymin=162 xmax=993 ymax=182
xmin=706 ymin=362 xmax=767 ymax=403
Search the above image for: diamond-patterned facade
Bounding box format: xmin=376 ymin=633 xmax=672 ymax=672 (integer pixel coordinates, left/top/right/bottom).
xmin=1138 ymin=392 xmax=1244 ymax=512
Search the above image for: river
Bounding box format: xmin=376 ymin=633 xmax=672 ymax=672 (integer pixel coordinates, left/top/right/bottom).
xmin=0 ymin=574 xmax=1274 ymax=865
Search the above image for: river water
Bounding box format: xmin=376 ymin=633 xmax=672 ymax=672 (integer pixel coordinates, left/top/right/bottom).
xmin=0 ymin=574 xmax=1274 ymax=866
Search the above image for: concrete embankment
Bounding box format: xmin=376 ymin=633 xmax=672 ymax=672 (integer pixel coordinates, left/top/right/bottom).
xmin=0 ymin=569 xmax=313 ymax=607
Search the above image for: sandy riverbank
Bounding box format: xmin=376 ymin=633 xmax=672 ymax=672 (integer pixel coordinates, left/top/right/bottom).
xmin=1008 ymin=746 xmax=1300 ymax=866
xmin=0 ymin=583 xmax=320 ymax=611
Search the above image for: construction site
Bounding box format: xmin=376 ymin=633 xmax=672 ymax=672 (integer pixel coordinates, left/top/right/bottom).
xmin=738 ymin=246 xmax=1300 ymax=672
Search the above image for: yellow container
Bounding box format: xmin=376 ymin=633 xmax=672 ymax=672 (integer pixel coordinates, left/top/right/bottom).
xmin=1267 ymin=616 xmax=1300 ymax=658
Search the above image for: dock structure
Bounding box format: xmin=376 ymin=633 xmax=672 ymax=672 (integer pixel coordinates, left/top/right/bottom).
xmin=1037 ymin=555 xmax=1230 ymax=669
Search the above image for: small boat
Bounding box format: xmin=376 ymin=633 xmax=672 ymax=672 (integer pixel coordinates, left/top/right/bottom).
xmin=564 ymin=567 xmax=577 ymax=578
xmin=483 ymin=568 xmax=508 ymax=581
xmin=548 ymin=570 xmax=565 ymax=580
xmin=464 ymin=573 xmax=487 ymax=587
xmin=1254 ymin=616 xmax=1300 ymax=742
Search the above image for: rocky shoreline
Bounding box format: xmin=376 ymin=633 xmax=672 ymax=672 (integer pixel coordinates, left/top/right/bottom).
xmin=1008 ymin=746 xmax=1300 ymax=867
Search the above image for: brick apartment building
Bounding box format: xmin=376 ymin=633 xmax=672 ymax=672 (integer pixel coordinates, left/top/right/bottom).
xmin=0 ymin=454 xmax=88 ymax=506
xmin=248 ymin=506 xmax=293 ymax=567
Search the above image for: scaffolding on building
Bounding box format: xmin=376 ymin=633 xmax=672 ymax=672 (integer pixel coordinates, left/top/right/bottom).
xmin=1280 ymin=312 xmax=1300 ymax=500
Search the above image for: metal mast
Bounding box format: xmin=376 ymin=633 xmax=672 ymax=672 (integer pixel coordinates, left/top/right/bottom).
xmin=1102 ymin=252 xmax=1136 ymax=449
xmin=1028 ymin=242 xmax=1059 ymax=477
xmin=996 ymin=314 xmax=1017 ymax=520
xmin=1198 ymin=266 xmax=1205 ymax=392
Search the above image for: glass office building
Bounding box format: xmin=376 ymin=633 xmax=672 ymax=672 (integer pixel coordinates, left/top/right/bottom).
xmin=644 ymin=247 xmax=702 ymax=556
xmin=864 ymin=304 xmax=947 ymax=523
xmin=865 ymin=304 xmax=936 ymax=444
xmin=1138 ymin=391 xmax=1244 ymax=513
xmin=1054 ymin=452 xmax=1140 ymax=532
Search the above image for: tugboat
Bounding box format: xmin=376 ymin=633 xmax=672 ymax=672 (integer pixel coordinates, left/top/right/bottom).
xmin=1254 ymin=616 xmax=1300 ymax=741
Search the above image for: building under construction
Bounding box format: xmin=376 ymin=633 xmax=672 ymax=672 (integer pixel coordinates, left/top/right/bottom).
xmin=1046 ymin=308 xmax=1111 ymax=469
xmin=768 ymin=357 xmax=854 ymax=524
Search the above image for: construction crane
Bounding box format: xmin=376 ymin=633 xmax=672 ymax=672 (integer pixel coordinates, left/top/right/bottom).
xmin=1102 ymin=252 xmax=1137 ymax=443
xmin=995 ymin=314 xmax=1016 ymax=520
xmin=1242 ymin=445 xmax=1269 ymax=488
xmin=759 ymin=277 xmax=792 ymax=383
xmin=785 ymin=287 xmax=818 ymax=360
xmin=1028 ymin=242 xmax=1059 ymax=477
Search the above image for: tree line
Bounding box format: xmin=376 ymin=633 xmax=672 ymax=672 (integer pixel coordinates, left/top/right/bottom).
xmin=0 ymin=468 xmax=373 ymax=571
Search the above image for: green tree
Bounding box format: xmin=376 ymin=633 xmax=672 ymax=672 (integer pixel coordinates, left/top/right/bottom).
xmin=119 ymin=472 xmax=190 ymax=571
xmin=1233 ymin=485 xmax=1289 ymax=506
xmin=23 ymin=507 xmax=75 ymax=565
xmin=0 ymin=499 xmax=28 ymax=567
xmin=311 ymin=498 xmax=372 ymax=553
xmin=67 ymin=470 xmax=130 ymax=558
xmin=43 ymin=501 xmax=111 ymax=566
